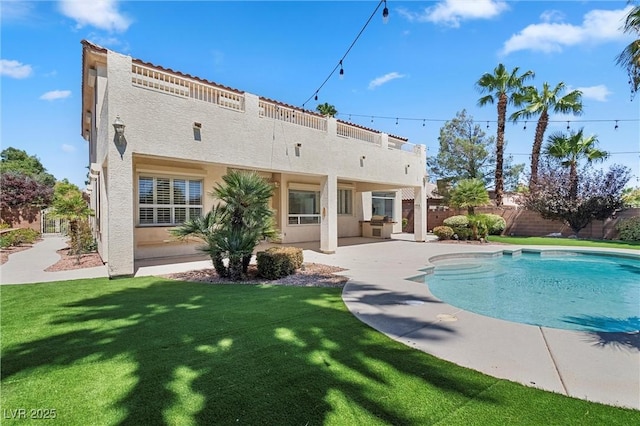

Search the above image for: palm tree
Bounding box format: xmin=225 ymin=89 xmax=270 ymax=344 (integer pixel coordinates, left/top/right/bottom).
xmin=476 ymin=64 xmax=534 ymax=206
xmin=171 ymin=170 xmax=277 ymax=280
xmin=616 ymin=3 xmax=640 ymax=99
xmin=544 ymin=129 xmax=609 ymax=200
xmin=510 ymin=82 xmax=583 ymax=189
xmin=316 ymin=102 xmax=338 ymax=117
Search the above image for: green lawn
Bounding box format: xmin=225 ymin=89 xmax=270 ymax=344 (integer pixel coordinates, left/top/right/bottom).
xmin=488 ymin=235 xmax=640 ymax=250
xmin=1 ymin=277 xmax=638 ymax=425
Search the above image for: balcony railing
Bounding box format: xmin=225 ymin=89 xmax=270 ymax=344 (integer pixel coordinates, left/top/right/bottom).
xmin=259 ymin=101 xmax=327 ymax=132
xmin=336 ymin=122 xmax=381 ymax=145
xmin=132 ymin=63 xmax=244 ymax=111
xmin=130 ymin=63 xmax=417 ymax=153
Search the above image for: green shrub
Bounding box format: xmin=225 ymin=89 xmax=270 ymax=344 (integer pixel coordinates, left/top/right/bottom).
xmin=483 ymin=214 xmax=506 ymax=235
xmin=443 ymin=215 xmax=469 ymax=228
xmin=0 ymin=234 xmax=14 ymax=249
xmin=11 ymin=228 xmax=40 ymax=245
xmin=256 ymin=247 xmax=303 ymax=280
xmin=433 ymin=226 xmax=454 ymax=240
xmin=453 ymin=227 xmax=472 ymax=240
xmin=616 ymin=216 xmax=640 ymax=241
xmin=0 ymin=228 xmax=40 ymax=248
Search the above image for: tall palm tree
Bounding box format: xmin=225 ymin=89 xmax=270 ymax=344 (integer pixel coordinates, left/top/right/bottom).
xmin=544 ymin=129 xmax=609 ymax=200
xmin=476 ymin=64 xmax=534 ymax=206
xmin=616 ymin=3 xmax=640 ymax=99
xmin=510 ymin=82 xmax=583 ymax=189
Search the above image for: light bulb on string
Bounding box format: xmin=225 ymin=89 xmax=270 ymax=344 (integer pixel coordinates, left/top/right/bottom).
xmin=382 ymin=0 xmax=389 ymax=24
xmin=523 ymin=121 xmax=527 ymax=131
xmin=339 ymin=61 xmax=344 ymax=80
xmin=615 ymin=120 xmax=619 ymax=130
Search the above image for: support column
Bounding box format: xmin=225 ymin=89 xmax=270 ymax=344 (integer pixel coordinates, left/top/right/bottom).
xmin=414 ymin=182 xmax=427 ymax=242
xmin=320 ymin=174 xmax=338 ymax=254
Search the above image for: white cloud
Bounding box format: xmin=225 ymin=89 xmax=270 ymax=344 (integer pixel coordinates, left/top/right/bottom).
xmin=502 ymin=6 xmax=632 ymax=55
xmin=40 ymin=90 xmax=71 ymax=101
xmin=575 ymin=85 xmax=612 ymax=102
xmin=62 ymin=144 xmax=76 ymax=153
xmin=1 ymin=0 xmax=34 ymax=22
xmin=540 ymin=10 xmax=565 ymax=23
xmin=398 ymin=0 xmax=508 ymax=28
xmin=368 ymin=72 xmax=406 ymax=90
xmin=59 ymin=0 xmax=131 ymax=32
xmin=0 ymin=59 xmax=33 ymax=79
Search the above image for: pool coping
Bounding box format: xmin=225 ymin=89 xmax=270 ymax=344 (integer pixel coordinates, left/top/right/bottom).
xmin=301 ymin=241 xmax=640 ymax=411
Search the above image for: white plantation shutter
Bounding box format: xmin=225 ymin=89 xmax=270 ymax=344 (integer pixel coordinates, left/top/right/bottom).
xmin=138 ymin=176 xmax=203 ymax=225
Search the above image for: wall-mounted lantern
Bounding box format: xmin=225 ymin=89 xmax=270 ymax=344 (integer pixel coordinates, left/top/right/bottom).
xmin=113 ymin=116 xmax=126 ymax=145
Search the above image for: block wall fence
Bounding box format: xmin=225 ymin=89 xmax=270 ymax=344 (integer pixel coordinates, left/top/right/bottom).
xmin=402 ymin=200 xmax=639 ymax=240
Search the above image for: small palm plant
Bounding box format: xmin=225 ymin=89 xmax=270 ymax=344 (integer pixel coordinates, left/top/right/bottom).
xmin=50 ymin=181 xmax=94 ymax=263
xmin=171 ymin=170 xmax=277 ymax=280
xmin=449 ymin=178 xmax=490 ymax=215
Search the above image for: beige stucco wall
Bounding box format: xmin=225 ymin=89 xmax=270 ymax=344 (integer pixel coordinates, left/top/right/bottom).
xmin=88 ymin=48 xmax=427 ymax=276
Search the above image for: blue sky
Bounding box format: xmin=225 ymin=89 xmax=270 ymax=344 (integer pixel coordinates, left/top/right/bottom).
xmin=2 ymin=0 xmax=638 ymax=189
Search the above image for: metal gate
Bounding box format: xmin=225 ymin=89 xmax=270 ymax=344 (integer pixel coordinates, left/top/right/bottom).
xmin=40 ymin=208 xmax=68 ymax=235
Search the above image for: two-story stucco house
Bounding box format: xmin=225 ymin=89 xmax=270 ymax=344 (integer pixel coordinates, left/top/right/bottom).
xmin=81 ymin=40 xmax=428 ymax=277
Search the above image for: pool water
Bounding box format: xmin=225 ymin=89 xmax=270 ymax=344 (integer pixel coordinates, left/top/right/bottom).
xmin=415 ymin=251 xmax=640 ymax=333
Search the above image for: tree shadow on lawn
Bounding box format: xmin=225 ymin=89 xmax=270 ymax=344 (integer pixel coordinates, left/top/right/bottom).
xmin=1 ymin=279 xmax=501 ymax=425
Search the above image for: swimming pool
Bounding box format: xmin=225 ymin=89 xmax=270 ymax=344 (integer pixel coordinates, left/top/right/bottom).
xmin=412 ymin=250 xmax=640 ymax=333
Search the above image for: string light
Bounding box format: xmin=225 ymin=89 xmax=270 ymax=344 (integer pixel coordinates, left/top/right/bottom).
xmin=335 ymin=112 xmax=637 ymax=130
xmin=382 ymin=0 xmax=389 ymax=24
xmin=615 ymin=120 xmax=619 ymax=130
xmin=301 ymin=1 xmax=389 ymax=109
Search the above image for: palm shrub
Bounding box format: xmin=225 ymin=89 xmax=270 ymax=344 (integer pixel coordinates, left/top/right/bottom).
xmin=449 ymin=178 xmax=490 ymax=215
xmin=50 ymin=181 xmax=94 ymax=263
xmin=467 ymin=215 xmax=491 ymax=240
xmin=171 ymin=170 xmax=277 ymax=281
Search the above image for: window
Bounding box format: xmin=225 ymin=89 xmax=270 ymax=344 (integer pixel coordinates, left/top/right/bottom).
xmin=338 ymin=189 xmax=353 ymax=215
xmin=288 ymin=189 xmax=320 ymax=225
xmin=138 ymin=176 xmax=203 ymax=225
xmin=372 ymin=191 xmax=395 ymax=219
